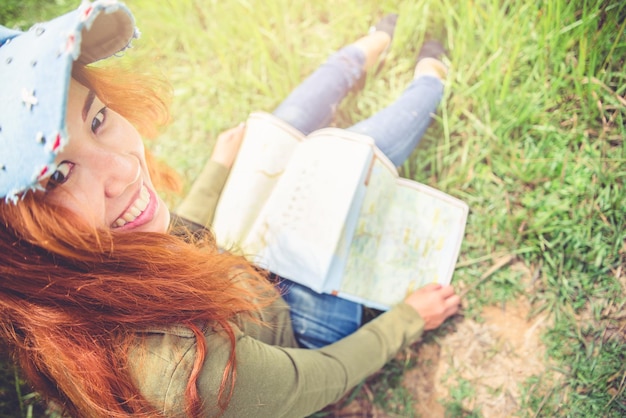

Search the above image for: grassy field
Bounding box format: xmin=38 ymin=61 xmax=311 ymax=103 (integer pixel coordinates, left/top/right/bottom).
xmin=1 ymin=0 xmax=625 ymax=416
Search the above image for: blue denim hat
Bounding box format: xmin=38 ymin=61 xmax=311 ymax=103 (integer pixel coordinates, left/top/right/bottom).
xmin=0 ymin=0 xmax=137 ymax=202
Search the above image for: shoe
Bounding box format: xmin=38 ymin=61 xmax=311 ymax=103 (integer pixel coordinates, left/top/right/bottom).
xmin=416 ymin=40 xmax=446 ymax=62
xmin=352 ymin=13 xmax=398 ymax=92
xmin=414 ymin=40 xmax=448 ymax=80
xmin=369 ymin=13 xmax=398 ymax=64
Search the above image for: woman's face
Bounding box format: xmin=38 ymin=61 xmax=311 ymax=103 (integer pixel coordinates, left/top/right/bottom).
xmin=41 ymin=79 xmax=170 ymax=233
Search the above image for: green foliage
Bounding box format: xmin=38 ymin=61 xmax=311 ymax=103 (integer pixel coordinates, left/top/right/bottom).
xmin=368 ymin=358 xmax=419 ymax=416
xmin=0 ymin=354 xmax=49 ymax=418
xmin=0 ymin=0 xmax=74 ymax=29
xmin=443 ymin=378 xmax=481 ymax=418
xmin=0 ymin=0 xmax=21 ymax=25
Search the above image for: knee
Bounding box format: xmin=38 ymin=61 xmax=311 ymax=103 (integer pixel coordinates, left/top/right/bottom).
xmin=325 ymin=46 xmax=365 ymax=86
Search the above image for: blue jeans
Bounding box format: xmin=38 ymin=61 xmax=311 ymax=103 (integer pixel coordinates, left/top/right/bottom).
xmin=272 ymin=45 xmax=444 ymax=348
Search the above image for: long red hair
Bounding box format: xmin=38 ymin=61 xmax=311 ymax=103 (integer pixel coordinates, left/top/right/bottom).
xmin=0 ymin=65 xmax=276 ymax=417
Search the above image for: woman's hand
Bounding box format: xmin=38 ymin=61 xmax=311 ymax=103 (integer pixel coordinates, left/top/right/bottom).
xmin=404 ymin=283 xmax=461 ymax=330
xmin=209 ymin=123 xmax=246 ymax=169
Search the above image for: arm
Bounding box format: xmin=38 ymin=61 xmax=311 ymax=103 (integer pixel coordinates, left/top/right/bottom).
xmin=196 ymin=303 xmax=425 ymax=418
xmin=205 ymin=284 xmax=460 ymax=417
xmin=135 ymin=285 xmax=460 ymax=417
xmin=174 ymin=124 xmax=246 ymax=226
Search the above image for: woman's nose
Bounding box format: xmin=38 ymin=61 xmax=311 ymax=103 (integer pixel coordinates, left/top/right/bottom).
xmin=99 ymin=151 xmax=141 ymax=198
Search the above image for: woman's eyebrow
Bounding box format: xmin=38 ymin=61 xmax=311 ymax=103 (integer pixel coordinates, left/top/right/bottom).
xmin=82 ymin=90 xmax=96 ymax=122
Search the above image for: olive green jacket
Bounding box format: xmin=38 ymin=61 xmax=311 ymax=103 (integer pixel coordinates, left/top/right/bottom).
xmin=129 ymin=159 xmax=425 ymax=417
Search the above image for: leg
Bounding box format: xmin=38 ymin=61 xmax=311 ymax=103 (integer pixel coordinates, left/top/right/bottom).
xmin=348 ymin=45 xmax=448 ymax=166
xmin=271 ymin=45 xmax=364 ymax=135
xmin=270 ymin=19 xmax=396 ymax=349
xmin=277 ymin=279 xmax=362 ymax=349
xmin=348 ymin=75 xmax=444 ymax=165
xmin=276 ymin=49 xmax=448 ymax=350
xmin=272 ymin=18 xmax=395 ymax=135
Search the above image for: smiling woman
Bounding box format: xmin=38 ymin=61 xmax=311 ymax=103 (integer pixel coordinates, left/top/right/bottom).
xmin=0 ymin=0 xmax=460 ymax=417
xmin=43 ymin=78 xmax=171 ymax=233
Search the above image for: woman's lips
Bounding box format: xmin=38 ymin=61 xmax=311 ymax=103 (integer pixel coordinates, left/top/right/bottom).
xmin=111 ymin=184 xmax=154 ymax=229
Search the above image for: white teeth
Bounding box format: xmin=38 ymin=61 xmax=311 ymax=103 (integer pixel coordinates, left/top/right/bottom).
xmin=112 ymin=185 xmax=151 ymax=228
xmin=137 ymin=191 xmax=149 ymax=211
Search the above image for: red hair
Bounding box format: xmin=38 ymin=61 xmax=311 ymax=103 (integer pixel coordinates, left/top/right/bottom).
xmin=0 ymin=65 xmax=277 ymax=417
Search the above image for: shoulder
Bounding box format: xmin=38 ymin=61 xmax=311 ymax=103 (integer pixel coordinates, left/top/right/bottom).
xmin=129 ymin=323 xmax=240 ymax=415
xmin=127 ymin=295 xmax=298 ymax=415
xmin=128 ymin=322 xmax=267 ymax=416
xmin=128 ymin=324 xmax=200 ymax=414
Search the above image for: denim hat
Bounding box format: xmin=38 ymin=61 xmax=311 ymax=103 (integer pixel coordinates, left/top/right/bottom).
xmin=0 ymin=0 xmax=137 ymax=202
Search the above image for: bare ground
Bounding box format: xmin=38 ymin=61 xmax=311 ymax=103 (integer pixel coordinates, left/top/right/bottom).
xmin=322 ymin=261 xmax=559 ymax=417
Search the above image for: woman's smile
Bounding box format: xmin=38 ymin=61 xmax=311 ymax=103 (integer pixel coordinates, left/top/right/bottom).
xmin=112 ymin=183 xmax=155 ymax=229
xmin=43 ymin=79 xmax=171 ymax=233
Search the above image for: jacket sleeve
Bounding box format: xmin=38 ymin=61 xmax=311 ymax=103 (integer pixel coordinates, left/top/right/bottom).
xmin=175 ymin=159 xmax=230 ymax=227
xmin=195 ymin=303 xmax=424 ymax=417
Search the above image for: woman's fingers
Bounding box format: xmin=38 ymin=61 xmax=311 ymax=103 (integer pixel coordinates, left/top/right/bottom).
xmin=403 ymin=284 xmax=461 ymax=330
xmin=210 ymin=123 xmax=246 ymax=168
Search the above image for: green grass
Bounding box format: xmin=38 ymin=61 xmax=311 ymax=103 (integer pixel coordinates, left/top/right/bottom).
xmin=2 ymin=0 xmax=625 ymax=416
xmin=444 ymin=377 xmax=480 ymax=418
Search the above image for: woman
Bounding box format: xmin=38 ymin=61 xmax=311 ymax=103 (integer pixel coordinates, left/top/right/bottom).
xmin=0 ymin=1 xmax=460 ymax=417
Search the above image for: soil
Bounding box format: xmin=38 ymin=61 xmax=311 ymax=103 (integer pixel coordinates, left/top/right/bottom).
xmin=417 ymin=296 xmax=551 ymax=417
xmin=323 ymin=261 xmax=557 ymax=418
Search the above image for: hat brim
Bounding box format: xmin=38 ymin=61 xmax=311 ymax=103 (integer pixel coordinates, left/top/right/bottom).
xmin=0 ymin=0 xmax=137 ymax=201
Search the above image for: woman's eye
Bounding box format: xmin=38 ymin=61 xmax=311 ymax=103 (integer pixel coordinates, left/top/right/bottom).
xmin=91 ymin=107 xmax=107 ymax=133
xmin=46 ymin=161 xmax=74 ymax=190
